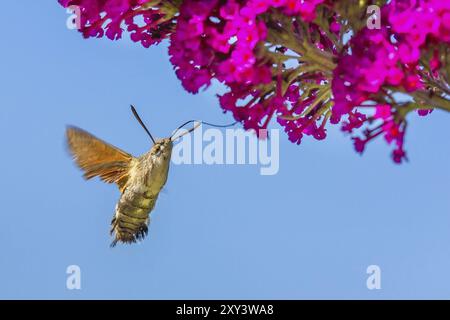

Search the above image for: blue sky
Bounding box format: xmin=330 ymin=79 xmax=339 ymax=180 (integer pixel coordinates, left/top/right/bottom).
xmin=0 ymin=2 xmax=449 ymax=299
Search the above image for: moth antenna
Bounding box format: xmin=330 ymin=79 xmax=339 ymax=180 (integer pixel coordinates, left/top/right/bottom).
xmin=130 ymin=105 xmax=156 ymax=145
xmin=170 ymin=120 xmax=238 ymax=141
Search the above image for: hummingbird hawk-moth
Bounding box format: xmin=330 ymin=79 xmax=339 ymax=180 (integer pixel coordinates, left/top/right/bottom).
xmin=66 ymin=106 xmax=202 ymax=247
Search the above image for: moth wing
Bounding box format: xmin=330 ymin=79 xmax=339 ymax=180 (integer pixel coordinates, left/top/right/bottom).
xmin=66 ymin=126 xmax=134 ymax=192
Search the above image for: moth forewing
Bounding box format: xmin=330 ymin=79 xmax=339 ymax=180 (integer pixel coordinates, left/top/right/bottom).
xmin=66 ymin=126 xmax=134 ymax=191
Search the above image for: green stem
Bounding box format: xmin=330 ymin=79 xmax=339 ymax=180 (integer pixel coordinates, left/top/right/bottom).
xmin=302 ymin=47 xmax=336 ymax=72
xmin=411 ymin=91 xmax=450 ymax=112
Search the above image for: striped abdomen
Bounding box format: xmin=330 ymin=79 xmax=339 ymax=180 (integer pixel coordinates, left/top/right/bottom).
xmin=110 ymin=188 xmax=158 ymax=247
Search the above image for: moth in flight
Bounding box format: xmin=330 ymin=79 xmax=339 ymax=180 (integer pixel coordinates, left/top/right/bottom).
xmin=67 ymin=106 xmax=216 ymax=247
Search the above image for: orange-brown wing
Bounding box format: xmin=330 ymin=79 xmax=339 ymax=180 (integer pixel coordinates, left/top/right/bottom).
xmin=66 ymin=126 xmax=134 ymax=192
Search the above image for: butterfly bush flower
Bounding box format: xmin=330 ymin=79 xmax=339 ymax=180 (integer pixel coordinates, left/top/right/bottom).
xmin=59 ymin=0 xmax=180 ymax=46
xmin=59 ymin=0 xmax=450 ymax=163
xmin=333 ymin=0 xmax=449 ymax=162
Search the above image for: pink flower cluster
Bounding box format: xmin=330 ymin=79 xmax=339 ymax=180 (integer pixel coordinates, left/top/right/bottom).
xmin=59 ymin=0 xmax=175 ymax=47
xmin=59 ymin=0 xmax=449 ymax=163
xmin=332 ymin=0 xmax=449 ymax=162
xmin=169 ymin=0 xmax=324 ymax=136
xmin=334 ymin=0 xmax=449 ymax=118
xmin=351 ymin=105 xmax=407 ymax=163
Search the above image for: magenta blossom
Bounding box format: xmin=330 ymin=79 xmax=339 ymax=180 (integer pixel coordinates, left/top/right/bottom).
xmin=59 ymin=0 xmax=450 ymax=163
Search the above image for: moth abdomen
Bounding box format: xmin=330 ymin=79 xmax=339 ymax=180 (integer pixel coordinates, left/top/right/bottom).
xmin=110 ymin=189 xmax=158 ymax=247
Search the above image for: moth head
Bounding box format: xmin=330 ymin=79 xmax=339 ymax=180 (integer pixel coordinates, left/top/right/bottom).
xmin=152 ymin=138 xmax=173 ymax=157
